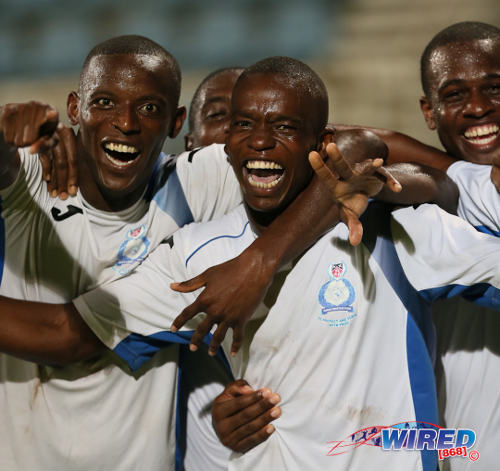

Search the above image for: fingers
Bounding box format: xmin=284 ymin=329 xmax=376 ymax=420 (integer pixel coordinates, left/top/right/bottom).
xmin=375 ymin=166 xmax=402 ymax=193
xmin=188 ymin=316 xmax=214 ymax=352
xmin=309 ymin=150 xmax=340 ymax=195
xmin=208 ymin=322 xmax=229 ymax=356
xmin=326 ymin=142 xmax=354 ymax=180
xmin=170 ymin=274 xmax=206 ymax=293
xmin=170 ymin=300 xmax=204 ymax=333
xmin=213 ymin=386 xmax=282 ymax=453
xmin=58 ymin=125 xmax=78 ymax=196
xmin=51 ymin=134 xmax=69 ymax=199
xmin=342 ymin=208 xmax=364 ymax=246
xmin=230 ymin=325 xmax=244 ymax=357
xmin=39 ymin=151 xmax=52 ymax=182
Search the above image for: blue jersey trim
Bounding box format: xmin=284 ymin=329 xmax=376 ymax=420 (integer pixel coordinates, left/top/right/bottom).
xmin=420 ymin=283 xmax=500 ymax=309
xmin=114 ymin=330 xmax=232 ymax=374
xmin=147 ymin=158 xmax=194 ymax=227
xmin=474 ymin=224 xmax=500 ymax=238
xmin=175 ymin=347 xmax=186 ymax=471
xmin=361 ymin=203 xmax=438 ymax=470
xmin=185 ymin=221 xmax=250 ymax=268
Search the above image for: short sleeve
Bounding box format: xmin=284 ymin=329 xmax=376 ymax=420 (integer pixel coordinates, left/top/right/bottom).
xmin=175 ymin=144 xmax=242 ymax=222
xmin=74 ymin=233 xmax=201 ymax=371
xmin=391 ymin=204 xmax=500 ymax=307
xmin=447 ymin=160 xmax=500 ymax=235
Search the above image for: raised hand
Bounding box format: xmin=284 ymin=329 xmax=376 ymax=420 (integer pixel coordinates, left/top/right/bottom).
xmin=309 ymin=142 xmax=401 ymax=245
xmin=0 ymin=101 xmax=59 ymax=154
xmin=212 ymin=379 xmax=281 ymax=453
xmin=39 ymin=124 xmax=78 ymax=199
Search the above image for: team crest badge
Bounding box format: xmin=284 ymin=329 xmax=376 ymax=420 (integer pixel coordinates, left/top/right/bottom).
xmin=318 ymin=262 xmax=356 ymax=327
xmin=113 ymin=225 xmax=150 ymax=275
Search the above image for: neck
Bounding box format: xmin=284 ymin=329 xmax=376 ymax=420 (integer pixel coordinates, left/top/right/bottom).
xmin=244 ymin=203 xmax=283 ymax=236
xmin=76 ymin=141 xmax=145 ymax=212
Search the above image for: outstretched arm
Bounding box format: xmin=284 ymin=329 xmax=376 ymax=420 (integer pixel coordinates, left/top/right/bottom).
xmin=333 ymin=124 xmax=457 ymax=171
xmin=0 ymin=296 xmax=104 ymax=366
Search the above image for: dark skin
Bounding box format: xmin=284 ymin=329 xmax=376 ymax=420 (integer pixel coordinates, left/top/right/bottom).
xmin=222 ymin=37 xmax=500 ymax=456
xmin=185 ymin=68 xmax=243 ymax=150
xmin=0 ymin=57 xmax=397 ymax=366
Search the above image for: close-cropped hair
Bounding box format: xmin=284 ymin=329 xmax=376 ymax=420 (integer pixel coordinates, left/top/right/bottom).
xmin=239 ymin=56 xmax=329 ymax=134
xmin=80 ymin=35 xmax=181 ymax=105
xmin=420 ymin=21 xmax=500 ymax=96
xmin=188 ymin=67 xmax=244 ymax=132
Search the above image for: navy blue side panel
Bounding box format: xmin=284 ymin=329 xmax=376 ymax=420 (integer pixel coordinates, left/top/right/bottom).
xmin=150 ymin=167 xmax=194 ymax=227
xmin=406 ymin=316 xmax=439 ymax=471
xmin=114 ymin=330 xmax=233 ymax=373
xmin=185 ymin=221 xmax=250 ymax=268
xmin=175 ymin=346 xmax=187 ymax=471
xmin=474 ymin=225 xmax=500 ymax=238
xmin=360 ymin=204 xmax=434 ymax=354
xmin=0 ymin=199 xmax=4 ymax=286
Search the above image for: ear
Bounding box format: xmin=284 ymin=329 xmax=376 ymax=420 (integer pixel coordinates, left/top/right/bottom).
xmin=184 ymin=133 xmax=194 ymax=151
xmin=169 ymin=106 xmax=186 ymax=139
xmin=67 ymin=92 xmax=80 ymax=126
xmin=419 ymin=96 xmax=436 ymax=130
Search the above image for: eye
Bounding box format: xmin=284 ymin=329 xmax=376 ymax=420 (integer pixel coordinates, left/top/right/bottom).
xmin=206 ymin=111 xmax=227 ymax=120
xmin=96 ymin=98 xmax=113 ymax=107
xmin=139 ymin=103 xmax=159 ymax=114
xmin=442 ymin=89 xmax=465 ymax=103
xmin=234 ymin=119 xmax=251 ymax=128
xmin=487 ymin=84 xmax=500 ymax=96
xmin=276 ymin=124 xmax=296 ymax=131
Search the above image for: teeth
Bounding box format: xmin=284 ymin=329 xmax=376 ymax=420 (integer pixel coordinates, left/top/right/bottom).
xmin=464 ymin=124 xmax=499 ymax=139
xmin=104 ymin=142 xmax=138 ymax=154
xmin=247 ymin=174 xmax=284 ymax=189
xmin=105 ymin=154 xmax=134 ymax=167
xmin=246 ymin=160 xmax=283 ymax=170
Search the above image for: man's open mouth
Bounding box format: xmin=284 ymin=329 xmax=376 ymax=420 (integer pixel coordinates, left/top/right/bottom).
xmin=103 ymin=142 xmax=140 ymax=167
xmin=244 ymin=160 xmax=285 ymax=189
xmin=464 ymin=124 xmax=499 ymax=146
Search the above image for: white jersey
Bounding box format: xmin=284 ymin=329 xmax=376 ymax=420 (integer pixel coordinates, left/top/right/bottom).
xmin=430 ymin=161 xmax=500 ymax=471
xmin=0 ymin=144 xmax=238 ymax=471
xmin=74 ymin=203 xmax=500 ymax=471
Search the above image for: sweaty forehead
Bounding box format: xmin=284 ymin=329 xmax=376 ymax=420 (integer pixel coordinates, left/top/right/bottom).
xmin=80 ymin=53 xmax=170 ymax=94
xmin=428 ymin=39 xmax=500 ymax=89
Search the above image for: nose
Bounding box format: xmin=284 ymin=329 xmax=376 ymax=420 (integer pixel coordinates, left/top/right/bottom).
xmin=248 ymin=126 xmax=275 ymax=151
xmin=463 ymin=89 xmax=495 ymax=118
xmin=114 ymin=104 xmax=140 ymax=134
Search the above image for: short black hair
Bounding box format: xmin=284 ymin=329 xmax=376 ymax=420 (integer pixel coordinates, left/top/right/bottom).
xmin=238 ymin=56 xmax=329 ymax=135
xmin=420 ymin=22 xmax=500 ymax=96
xmin=188 ymin=67 xmax=244 ymax=132
xmin=80 ymin=35 xmax=181 ymax=106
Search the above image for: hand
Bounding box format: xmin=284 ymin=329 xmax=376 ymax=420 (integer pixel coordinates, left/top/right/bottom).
xmin=0 ymin=101 xmax=59 ymax=154
xmin=170 ymin=246 xmax=272 ymax=356
xmin=491 ymin=153 xmax=500 ymax=194
xmin=212 ymin=379 xmax=281 ymax=454
xmin=309 ymin=142 xmax=401 ymax=245
xmin=39 ymin=124 xmax=78 ymax=199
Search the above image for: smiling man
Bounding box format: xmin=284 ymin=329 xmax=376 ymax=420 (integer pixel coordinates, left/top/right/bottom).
xmin=185 ymin=67 xmax=244 ymax=151
xmin=43 ymin=56 xmax=500 ymax=470
xmin=0 ymin=36 xmax=370 ymax=470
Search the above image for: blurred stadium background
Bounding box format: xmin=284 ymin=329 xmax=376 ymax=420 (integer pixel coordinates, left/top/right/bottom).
xmin=1 ymin=0 xmax=498 ymax=153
